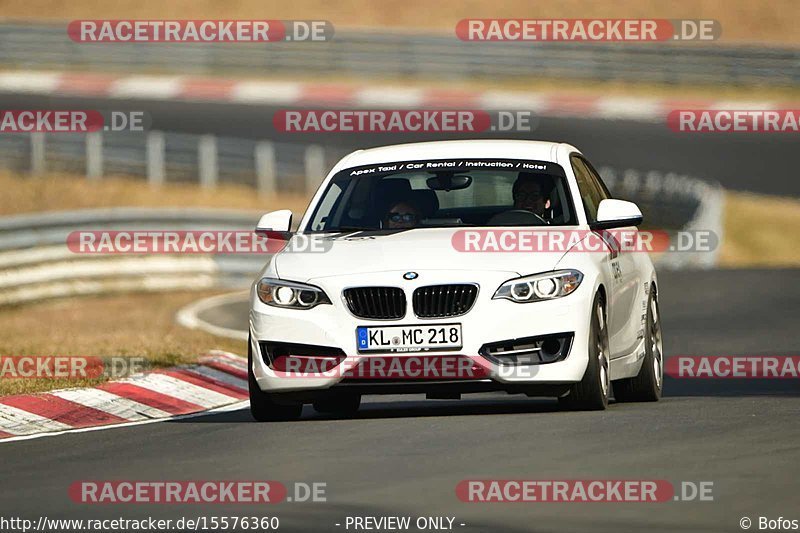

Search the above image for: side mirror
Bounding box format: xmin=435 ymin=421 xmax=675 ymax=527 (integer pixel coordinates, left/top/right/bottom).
xmin=255 ymin=210 xmax=293 ymax=235
xmin=591 ymin=199 xmax=643 ymax=230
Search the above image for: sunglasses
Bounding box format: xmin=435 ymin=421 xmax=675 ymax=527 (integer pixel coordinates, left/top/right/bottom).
xmin=387 ymin=212 xmax=418 ymax=223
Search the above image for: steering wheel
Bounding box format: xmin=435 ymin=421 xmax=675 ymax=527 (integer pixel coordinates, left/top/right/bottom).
xmin=487 ymin=209 xmax=548 ymax=226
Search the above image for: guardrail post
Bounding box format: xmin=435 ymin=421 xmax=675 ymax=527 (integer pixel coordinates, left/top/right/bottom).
xmin=304 ymin=144 xmax=326 ymax=194
xmin=146 ymin=131 xmax=165 ymax=187
xmin=198 ymin=135 xmax=218 ymax=189
xmin=30 ymin=132 xmax=45 ymax=175
xmin=255 ymin=141 xmax=277 ymax=197
xmin=85 ymin=132 xmax=103 ymax=180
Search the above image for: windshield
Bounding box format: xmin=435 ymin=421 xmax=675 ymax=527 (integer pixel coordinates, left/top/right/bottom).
xmin=305 ymin=158 xmax=577 ymax=232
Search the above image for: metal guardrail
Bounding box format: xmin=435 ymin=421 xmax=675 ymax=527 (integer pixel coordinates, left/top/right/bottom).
xmin=0 ymin=194 xmax=724 ymax=309
xmin=0 ymin=196 xmax=722 ymax=308
xmin=597 ymin=166 xmax=724 ymax=269
xmin=0 ymin=130 xmax=351 ymax=195
xmin=0 ymin=208 xmax=267 ymax=306
xmin=0 ymin=23 xmax=798 ymax=85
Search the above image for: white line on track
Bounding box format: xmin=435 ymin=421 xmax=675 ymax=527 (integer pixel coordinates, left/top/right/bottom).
xmin=175 ymin=290 xmax=249 ymax=340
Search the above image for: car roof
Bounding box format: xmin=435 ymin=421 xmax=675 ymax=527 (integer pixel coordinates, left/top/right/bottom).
xmin=331 ymin=140 xmax=576 ymax=172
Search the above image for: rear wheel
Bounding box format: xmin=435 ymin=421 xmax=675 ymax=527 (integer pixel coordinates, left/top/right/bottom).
xmin=613 ymin=287 xmax=663 ymax=402
xmin=312 ymin=392 xmax=361 ymax=417
xmin=248 ymin=336 xmax=303 ymax=422
xmin=559 ymin=293 xmax=609 ymax=411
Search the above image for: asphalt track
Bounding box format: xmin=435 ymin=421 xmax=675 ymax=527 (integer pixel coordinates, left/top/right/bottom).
xmin=0 ymin=93 xmax=798 ymax=532
xmin=0 ymin=270 xmax=798 ymax=532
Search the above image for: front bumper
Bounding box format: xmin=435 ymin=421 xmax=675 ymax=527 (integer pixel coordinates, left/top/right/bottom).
xmin=249 ymin=269 xmax=595 ymax=394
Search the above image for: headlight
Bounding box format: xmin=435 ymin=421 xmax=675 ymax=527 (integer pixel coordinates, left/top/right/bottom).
xmin=256 ymin=278 xmax=331 ymax=309
xmin=493 ymin=270 xmax=583 ymax=303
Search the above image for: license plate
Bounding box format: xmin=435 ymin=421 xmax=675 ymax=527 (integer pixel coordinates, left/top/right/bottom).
xmin=356 ymin=324 xmax=462 ymax=353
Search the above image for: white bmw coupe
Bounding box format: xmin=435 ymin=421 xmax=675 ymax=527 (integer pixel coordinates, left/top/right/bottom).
xmin=248 ymin=140 xmax=663 ymax=420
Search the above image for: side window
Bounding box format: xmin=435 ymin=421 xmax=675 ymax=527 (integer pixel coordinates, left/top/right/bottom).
xmin=570 ymin=155 xmax=604 ymax=222
xmin=309 ymin=181 xmax=344 ymax=230
xmin=581 ymin=157 xmax=612 ymax=200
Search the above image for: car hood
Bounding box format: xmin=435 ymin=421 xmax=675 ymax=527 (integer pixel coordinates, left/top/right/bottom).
xmin=272 ymin=228 xmax=568 ymax=282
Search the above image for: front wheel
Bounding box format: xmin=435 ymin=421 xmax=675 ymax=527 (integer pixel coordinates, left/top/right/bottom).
xmin=613 ymin=286 xmax=663 ymax=402
xmin=559 ymin=293 xmax=610 ymax=411
xmin=248 ymin=336 xmax=303 ymax=422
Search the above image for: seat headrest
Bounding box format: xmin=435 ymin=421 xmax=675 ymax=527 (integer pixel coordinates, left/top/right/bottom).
xmin=410 ymin=189 xmax=439 ymax=217
xmin=376 ymin=179 xmax=413 ymax=200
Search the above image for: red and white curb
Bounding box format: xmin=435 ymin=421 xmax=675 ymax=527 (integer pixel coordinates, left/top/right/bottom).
xmin=0 ymin=70 xmax=794 ymax=122
xmin=0 ymin=351 xmax=248 ymax=442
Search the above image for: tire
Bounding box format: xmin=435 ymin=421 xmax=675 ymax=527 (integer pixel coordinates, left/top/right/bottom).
xmin=312 ymin=392 xmax=361 ymax=417
xmin=613 ymin=286 xmax=663 ymax=402
xmin=248 ymin=336 xmax=303 ymax=422
xmin=559 ymin=292 xmax=610 ymax=411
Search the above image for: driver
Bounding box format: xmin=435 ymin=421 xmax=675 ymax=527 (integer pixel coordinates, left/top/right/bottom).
xmin=512 ymin=173 xmax=552 ymax=218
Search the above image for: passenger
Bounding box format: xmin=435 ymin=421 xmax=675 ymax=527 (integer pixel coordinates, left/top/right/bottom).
xmin=383 ymin=200 xmax=421 ymax=229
